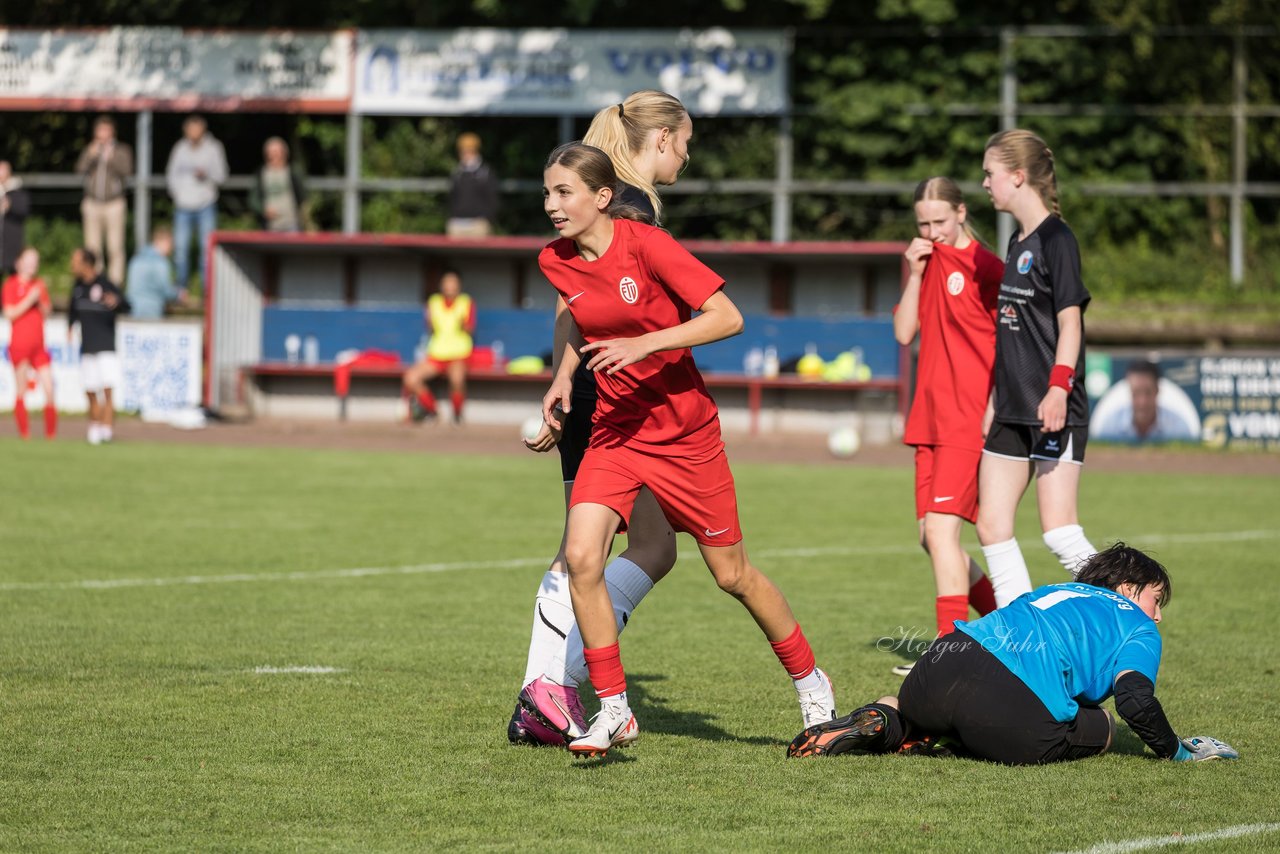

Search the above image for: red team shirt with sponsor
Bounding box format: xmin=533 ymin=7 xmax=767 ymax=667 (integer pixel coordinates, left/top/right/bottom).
xmin=903 ymin=241 xmax=1004 ymax=450
xmin=2 ymin=275 xmax=50 ymax=350
xmin=538 ymin=218 xmax=726 ymax=457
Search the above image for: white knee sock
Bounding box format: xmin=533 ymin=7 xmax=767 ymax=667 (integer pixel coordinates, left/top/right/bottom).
xmin=520 ymin=570 xmax=576 ymax=687
xmin=981 ymin=538 xmax=1033 ymax=608
xmin=550 ymin=557 xmax=655 ymax=688
xmin=1043 ymin=524 xmax=1097 ymax=577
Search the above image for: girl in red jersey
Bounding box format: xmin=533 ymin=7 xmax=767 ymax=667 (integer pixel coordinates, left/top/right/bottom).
xmin=509 ymin=91 xmax=692 ymax=748
xmin=532 ymin=142 xmax=835 ymax=757
xmin=892 ymin=177 xmax=1003 ymax=674
xmin=976 ymin=129 xmax=1096 ymax=604
xmin=2 ymin=247 xmax=56 ymax=439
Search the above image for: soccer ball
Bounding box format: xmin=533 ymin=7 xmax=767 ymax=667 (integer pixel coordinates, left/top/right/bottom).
xmin=827 ymin=424 xmax=861 ymax=458
xmin=521 ymin=415 xmax=545 ymax=442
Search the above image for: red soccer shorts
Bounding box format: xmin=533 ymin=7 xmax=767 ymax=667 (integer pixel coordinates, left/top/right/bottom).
xmin=571 ymin=442 xmax=743 ymax=547
xmin=8 ymin=341 xmax=50 ymax=369
xmin=914 ymin=444 xmax=982 ymax=523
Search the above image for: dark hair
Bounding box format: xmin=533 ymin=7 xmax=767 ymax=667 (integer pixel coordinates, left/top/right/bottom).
xmin=1074 ymin=542 xmax=1171 ymax=607
xmin=1126 ymin=360 xmax=1160 ymax=383
xmin=544 ymin=142 xmax=651 ymax=224
xmin=77 ymin=247 xmax=98 ymax=268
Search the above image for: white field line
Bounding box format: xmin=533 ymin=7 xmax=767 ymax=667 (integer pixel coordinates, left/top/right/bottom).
xmin=251 ymin=665 xmax=347 ymax=675
xmin=1054 ymin=821 xmax=1280 ymax=854
xmin=1 ymin=529 xmax=1276 ymax=594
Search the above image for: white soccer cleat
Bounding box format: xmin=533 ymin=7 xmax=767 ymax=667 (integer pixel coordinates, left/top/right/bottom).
xmin=568 ymin=704 xmax=639 ymax=759
xmin=798 ymin=668 xmax=837 ymax=728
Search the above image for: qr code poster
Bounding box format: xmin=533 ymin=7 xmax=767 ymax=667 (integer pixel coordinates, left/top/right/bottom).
xmin=1 ymin=319 xmax=201 ymax=414
xmin=117 ymin=322 xmax=202 ymax=413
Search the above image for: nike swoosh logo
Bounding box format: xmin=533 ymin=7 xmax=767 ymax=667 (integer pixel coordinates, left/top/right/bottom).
xmin=608 ymin=716 xmax=630 ymax=740
xmin=566 ymin=292 xmax=586 ymax=304
xmin=933 ymin=496 xmax=955 ymax=503
xmin=705 ymin=527 xmax=731 ymax=537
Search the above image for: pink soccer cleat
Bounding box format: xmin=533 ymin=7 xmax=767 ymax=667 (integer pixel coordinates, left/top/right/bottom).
xmin=518 ymin=676 xmax=589 ymax=742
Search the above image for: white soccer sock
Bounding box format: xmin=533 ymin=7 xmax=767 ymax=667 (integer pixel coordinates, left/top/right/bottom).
xmin=601 ymin=690 xmax=630 ymax=715
xmin=982 ymin=538 xmax=1033 ymax=608
xmin=552 ymin=557 xmax=655 ymax=688
xmin=793 ymin=669 xmax=823 ymax=693
xmin=520 ymin=569 xmax=577 ymax=687
xmin=1043 ymin=525 xmax=1097 ymax=577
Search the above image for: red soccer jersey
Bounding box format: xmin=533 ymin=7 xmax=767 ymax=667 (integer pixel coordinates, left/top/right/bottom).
xmin=2 ymin=275 xmax=50 ymax=350
xmin=903 ymin=240 xmax=1004 ymax=450
xmin=539 ymin=218 xmax=726 ymax=456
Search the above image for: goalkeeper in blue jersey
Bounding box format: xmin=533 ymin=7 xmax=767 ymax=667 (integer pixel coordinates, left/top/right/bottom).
xmin=790 ymin=543 xmax=1238 ymax=765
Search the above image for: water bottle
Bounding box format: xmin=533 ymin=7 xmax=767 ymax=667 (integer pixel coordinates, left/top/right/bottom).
xmin=763 ymin=346 xmax=780 ymax=379
xmin=743 ymin=346 xmax=764 ymax=377
xmin=285 ymin=334 xmax=301 ymax=364
xmin=492 ymin=340 xmax=505 ymax=367
xmin=303 ymin=335 xmax=320 ymax=365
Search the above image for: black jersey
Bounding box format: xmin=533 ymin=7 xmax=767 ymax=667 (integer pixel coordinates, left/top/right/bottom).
xmin=570 ymin=182 xmax=657 ymax=403
xmin=993 ymin=216 xmax=1090 ymax=427
xmin=68 ymin=274 xmax=131 ymax=354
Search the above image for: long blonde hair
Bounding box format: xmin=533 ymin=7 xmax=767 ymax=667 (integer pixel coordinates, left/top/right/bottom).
xmin=583 ymin=89 xmax=689 ymax=223
xmin=985 ymin=129 xmax=1061 ymax=217
xmin=914 ymin=176 xmax=982 ymax=244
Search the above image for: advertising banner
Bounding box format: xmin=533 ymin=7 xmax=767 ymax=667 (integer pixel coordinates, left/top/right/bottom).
xmin=355 ymin=28 xmax=788 ymax=116
xmin=1087 ymin=352 xmax=1280 ymax=451
xmin=1 ymin=319 xmax=202 ymax=414
xmin=0 ymin=28 xmax=352 ymax=111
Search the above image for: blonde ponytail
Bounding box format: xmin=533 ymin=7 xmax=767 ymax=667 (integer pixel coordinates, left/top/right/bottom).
xmin=583 ymin=89 xmax=688 ymax=224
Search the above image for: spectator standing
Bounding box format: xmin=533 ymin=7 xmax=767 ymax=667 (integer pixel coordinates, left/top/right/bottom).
xmin=69 ymin=248 xmax=131 ymax=445
xmin=75 ymin=116 xmax=134 ymax=285
xmin=2 ymin=247 xmax=56 ymax=439
xmin=446 ymin=132 xmax=499 ymax=238
xmin=166 ymin=115 xmax=228 ymax=293
xmin=0 ymin=160 xmax=31 ymax=275
xmin=249 ymin=137 xmax=308 ymax=233
xmin=126 ymin=226 xmax=184 ymax=320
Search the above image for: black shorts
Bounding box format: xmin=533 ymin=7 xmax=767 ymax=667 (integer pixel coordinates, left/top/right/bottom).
xmin=984 ymin=420 xmax=1088 ymax=464
xmin=557 ymin=394 xmax=598 ymax=482
xmin=897 ymin=631 xmax=1112 ymax=765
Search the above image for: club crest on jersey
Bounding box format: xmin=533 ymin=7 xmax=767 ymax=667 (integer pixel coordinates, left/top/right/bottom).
xmin=946 ymin=272 xmax=966 ymax=295
xmin=619 ymin=276 xmax=638 ymax=304
xmin=1016 ymin=251 xmax=1034 ymax=275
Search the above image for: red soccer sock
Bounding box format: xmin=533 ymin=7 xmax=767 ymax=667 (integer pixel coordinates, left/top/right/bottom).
xmin=936 ymin=595 xmax=970 ymax=636
xmin=769 ymin=624 xmax=816 ymax=680
xmin=450 ymin=391 xmax=465 ymax=419
xmin=43 ymin=404 xmax=57 ymax=438
xmin=415 ymin=389 xmax=437 ymax=414
xmin=969 ymin=575 xmax=998 ymax=616
xmin=14 ymin=399 xmax=30 ymax=438
xmin=583 ymin=642 xmax=627 ymax=698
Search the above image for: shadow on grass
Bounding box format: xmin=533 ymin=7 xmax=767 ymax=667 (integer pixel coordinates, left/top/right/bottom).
xmin=621 ymin=672 xmax=789 ymax=748
xmin=869 ymin=630 xmax=935 ymax=667
xmin=1107 ymin=724 xmax=1153 ymax=758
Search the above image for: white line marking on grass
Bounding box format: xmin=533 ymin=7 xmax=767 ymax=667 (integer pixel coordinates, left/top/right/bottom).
xmin=1054 ymin=822 xmax=1280 ymax=854
xmin=251 ymin=665 xmax=347 ymax=675
xmin=3 ymin=529 xmax=1276 ymax=593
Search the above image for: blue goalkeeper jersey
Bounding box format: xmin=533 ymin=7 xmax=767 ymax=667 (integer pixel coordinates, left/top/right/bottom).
xmin=954 ymin=583 xmax=1162 ymax=722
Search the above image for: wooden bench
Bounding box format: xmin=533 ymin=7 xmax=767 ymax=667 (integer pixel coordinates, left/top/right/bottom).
xmin=239 ymin=362 xmax=902 ymax=434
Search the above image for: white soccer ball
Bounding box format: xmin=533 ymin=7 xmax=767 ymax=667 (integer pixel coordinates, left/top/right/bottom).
xmin=828 ymin=424 xmax=862 ymax=458
xmin=521 ymin=415 xmax=546 ymax=442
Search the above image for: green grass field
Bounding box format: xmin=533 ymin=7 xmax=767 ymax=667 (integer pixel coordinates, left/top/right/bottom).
xmin=2 ymin=438 xmax=1278 ymax=852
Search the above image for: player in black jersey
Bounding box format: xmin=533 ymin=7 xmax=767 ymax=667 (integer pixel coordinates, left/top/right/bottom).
xmin=509 ymin=90 xmax=694 ymax=746
xmin=975 ymin=129 xmax=1097 ymax=608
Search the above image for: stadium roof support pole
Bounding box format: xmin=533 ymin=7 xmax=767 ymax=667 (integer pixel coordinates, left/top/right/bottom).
xmin=343 ymin=111 xmax=361 ymax=234
xmin=134 ymin=110 xmax=153 ymax=250
xmin=558 ymin=114 xmax=574 ymax=143
xmin=997 ymin=27 xmax=1017 ymax=253
xmin=1230 ymin=29 xmax=1246 ymax=287
xmin=772 ymin=114 xmax=792 ymax=244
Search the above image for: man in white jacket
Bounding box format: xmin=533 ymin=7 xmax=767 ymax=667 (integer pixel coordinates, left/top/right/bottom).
xmin=166 ymin=115 xmax=228 ymax=294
